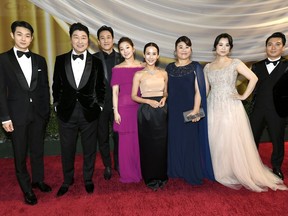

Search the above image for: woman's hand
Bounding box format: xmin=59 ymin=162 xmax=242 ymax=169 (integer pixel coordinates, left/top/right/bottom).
xmin=158 ymin=97 xmax=166 ymax=107
xmin=148 ymin=99 xmax=160 ymax=108
xmin=187 ymin=109 xmax=201 ymax=122
xmin=114 ymin=111 xmax=121 ymax=125
xmin=231 ymin=93 xmax=246 ymax=101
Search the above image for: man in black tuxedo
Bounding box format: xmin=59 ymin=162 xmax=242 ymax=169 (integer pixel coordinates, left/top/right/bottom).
xmin=250 ymin=32 xmax=288 ymax=180
xmin=53 ymin=23 xmax=105 ymax=197
xmin=0 ymin=21 xmax=51 ymax=205
xmin=94 ymin=25 xmax=123 ymax=180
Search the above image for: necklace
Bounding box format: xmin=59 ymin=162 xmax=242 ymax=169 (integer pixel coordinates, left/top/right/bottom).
xmin=146 ymin=67 xmax=157 ymax=75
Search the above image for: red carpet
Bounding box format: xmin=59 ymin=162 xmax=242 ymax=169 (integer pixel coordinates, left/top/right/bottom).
xmin=0 ymin=143 xmax=287 ymax=216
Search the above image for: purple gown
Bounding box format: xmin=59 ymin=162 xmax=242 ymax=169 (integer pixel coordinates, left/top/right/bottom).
xmin=111 ymin=67 xmax=143 ymax=183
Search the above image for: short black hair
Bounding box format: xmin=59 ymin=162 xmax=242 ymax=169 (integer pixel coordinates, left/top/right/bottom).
xmin=213 ymin=33 xmax=233 ymax=51
xmin=265 ymin=32 xmax=286 ymax=46
xmin=69 ymin=22 xmax=89 ymax=38
xmin=175 ymin=36 xmax=192 ymax=49
xmin=11 ymin=20 xmax=34 ymax=35
xmin=97 ymin=25 xmax=114 ymax=39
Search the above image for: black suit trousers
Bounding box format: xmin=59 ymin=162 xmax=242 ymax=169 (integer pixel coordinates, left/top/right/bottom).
xmin=58 ymin=102 xmax=98 ymax=184
xmin=97 ymin=106 xmax=118 ymax=168
xmin=250 ymin=108 xmax=286 ymax=169
xmin=11 ymin=103 xmax=47 ymax=193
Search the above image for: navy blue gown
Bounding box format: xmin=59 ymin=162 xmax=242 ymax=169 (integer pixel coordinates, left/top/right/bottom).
xmin=166 ymin=62 xmax=214 ymax=185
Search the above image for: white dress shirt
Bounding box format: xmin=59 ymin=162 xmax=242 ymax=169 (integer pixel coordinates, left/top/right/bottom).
xmin=266 ymin=57 xmax=280 ymax=74
xmin=13 ymin=47 xmax=32 ymax=87
xmin=71 ymin=50 xmax=87 ymax=88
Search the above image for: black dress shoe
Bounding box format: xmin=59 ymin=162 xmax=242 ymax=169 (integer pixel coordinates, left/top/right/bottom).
xmin=24 ymin=191 xmax=37 ymax=205
xmin=273 ymin=168 xmax=284 ymax=180
xmin=56 ymin=184 xmax=69 ymax=197
xmin=147 ymin=180 xmax=159 ymax=191
xmin=104 ymin=167 xmax=112 ymax=180
xmin=159 ymin=179 xmax=168 ymax=189
xmin=114 ymin=165 xmax=120 ymax=175
xmin=85 ymin=181 xmax=94 ymax=194
xmin=32 ymin=182 xmax=52 ymax=192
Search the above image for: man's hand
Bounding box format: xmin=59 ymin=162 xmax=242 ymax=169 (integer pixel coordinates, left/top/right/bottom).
xmin=2 ymin=121 xmax=14 ymax=132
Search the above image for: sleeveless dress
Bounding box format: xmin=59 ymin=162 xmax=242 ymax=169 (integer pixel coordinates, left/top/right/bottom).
xmin=166 ymin=62 xmax=215 ymax=185
xmin=204 ymin=59 xmax=287 ymax=192
xmin=138 ymin=74 xmax=168 ymax=189
xmin=111 ymin=67 xmax=143 ymax=183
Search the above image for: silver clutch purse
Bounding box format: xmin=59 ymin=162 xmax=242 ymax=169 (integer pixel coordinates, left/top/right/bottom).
xmin=183 ymin=108 xmax=205 ymax=123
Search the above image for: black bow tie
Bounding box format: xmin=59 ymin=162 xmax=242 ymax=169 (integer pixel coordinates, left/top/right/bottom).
xmin=17 ymin=50 xmax=31 ymax=58
xmin=72 ymin=54 xmax=84 ymax=60
xmin=265 ymin=59 xmax=279 ymax=66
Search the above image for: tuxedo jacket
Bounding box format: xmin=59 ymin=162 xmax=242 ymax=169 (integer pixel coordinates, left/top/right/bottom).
xmin=271 ymin=58 xmax=288 ymax=117
xmin=94 ymin=50 xmax=122 ymax=108
xmin=52 ymin=50 xmax=105 ymax=122
xmin=251 ymin=57 xmax=288 ymax=116
xmin=0 ymin=48 xmax=50 ymax=125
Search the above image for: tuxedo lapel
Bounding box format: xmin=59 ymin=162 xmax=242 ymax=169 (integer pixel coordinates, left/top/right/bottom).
xmin=78 ymin=52 xmax=92 ymax=89
xmin=29 ymin=53 xmax=39 ymax=91
xmin=98 ymin=51 xmax=108 ymax=80
xmin=7 ymin=49 xmax=30 ymax=91
xmin=257 ymin=61 xmax=270 ymax=81
xmin=269 ymin=59 xmax=286 ymax=80
xmin=65 ymin=52 xmax=77 ymax=89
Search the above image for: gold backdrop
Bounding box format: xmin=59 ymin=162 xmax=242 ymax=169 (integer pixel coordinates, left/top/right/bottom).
xmin=0 ymin=0 xmax=72 ymax=90
xmin=0 ymin=0 xmax=255 ymax=99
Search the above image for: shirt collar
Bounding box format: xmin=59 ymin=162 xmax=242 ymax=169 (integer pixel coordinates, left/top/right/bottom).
xmin=72 ymin=49 xmax=87 ymax=59
xmin=267 ymin=57 xmax=281 ymax=62
xmin=13 ymin=47 xmax=30 ymax=57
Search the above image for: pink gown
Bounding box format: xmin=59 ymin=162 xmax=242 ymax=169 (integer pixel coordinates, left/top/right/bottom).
xmin=111 ymin=67 xmax=143 ymax=183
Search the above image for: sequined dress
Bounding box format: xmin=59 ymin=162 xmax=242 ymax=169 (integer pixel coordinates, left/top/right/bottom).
xmin=204 ymin=59 xmax=287 ymax=191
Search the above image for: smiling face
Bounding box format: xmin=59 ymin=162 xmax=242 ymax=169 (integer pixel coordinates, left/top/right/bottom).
xmin=175 ymin=41 xmax=192 ymax=60
xmin=71 ymin=30 xmax=89 ymax=54
xmin=215 ymin=37 xmax=231 ymax=57
xmin=266 ymin=37 xmax=285 ymax=60
xmin=10 ymin=26 xmax=33 ymax=51
xmin=98 ymin=30 xmax=114 ymax=54
xmin=119 ymin=41 xmax=135 ymax=60
xmin=144 ymin=46 xmax=159 ymax=66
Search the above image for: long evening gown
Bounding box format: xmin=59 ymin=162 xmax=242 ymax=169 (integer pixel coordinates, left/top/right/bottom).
xmin=138 ymin=74 xmax=168 ymax=189
xmin=111 ymin=67 xmax=143 ymax=183
xmin=204 ymin=59 xmax=287 ymax=192
xmin=166 ymin=62 xmax=215 ymax=185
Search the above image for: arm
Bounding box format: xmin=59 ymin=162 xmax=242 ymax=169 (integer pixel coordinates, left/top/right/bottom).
xmin=234 ymin=61 xmax=258 ymax=100
xmin=0 ymin=57 xmax=13 ymax=132
xmin=186 ymin=76 xmax=202 ymax=123
xmin=158 ymin=70 xmax=168 ymax=107
xmin=193 ymin=79 xmax=201 ymax=113
xmin=112 ymin=85 xmax=121 ymax=124
xmin=39 ymin=56 xmax=50 ymax=119
xmin=52 ymin=57 xmax=62 ymax=111
xmin=95 ymin=58 xmax=106 ymax=108
xmin=203 ymin=64 xmax=210 ymax=96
